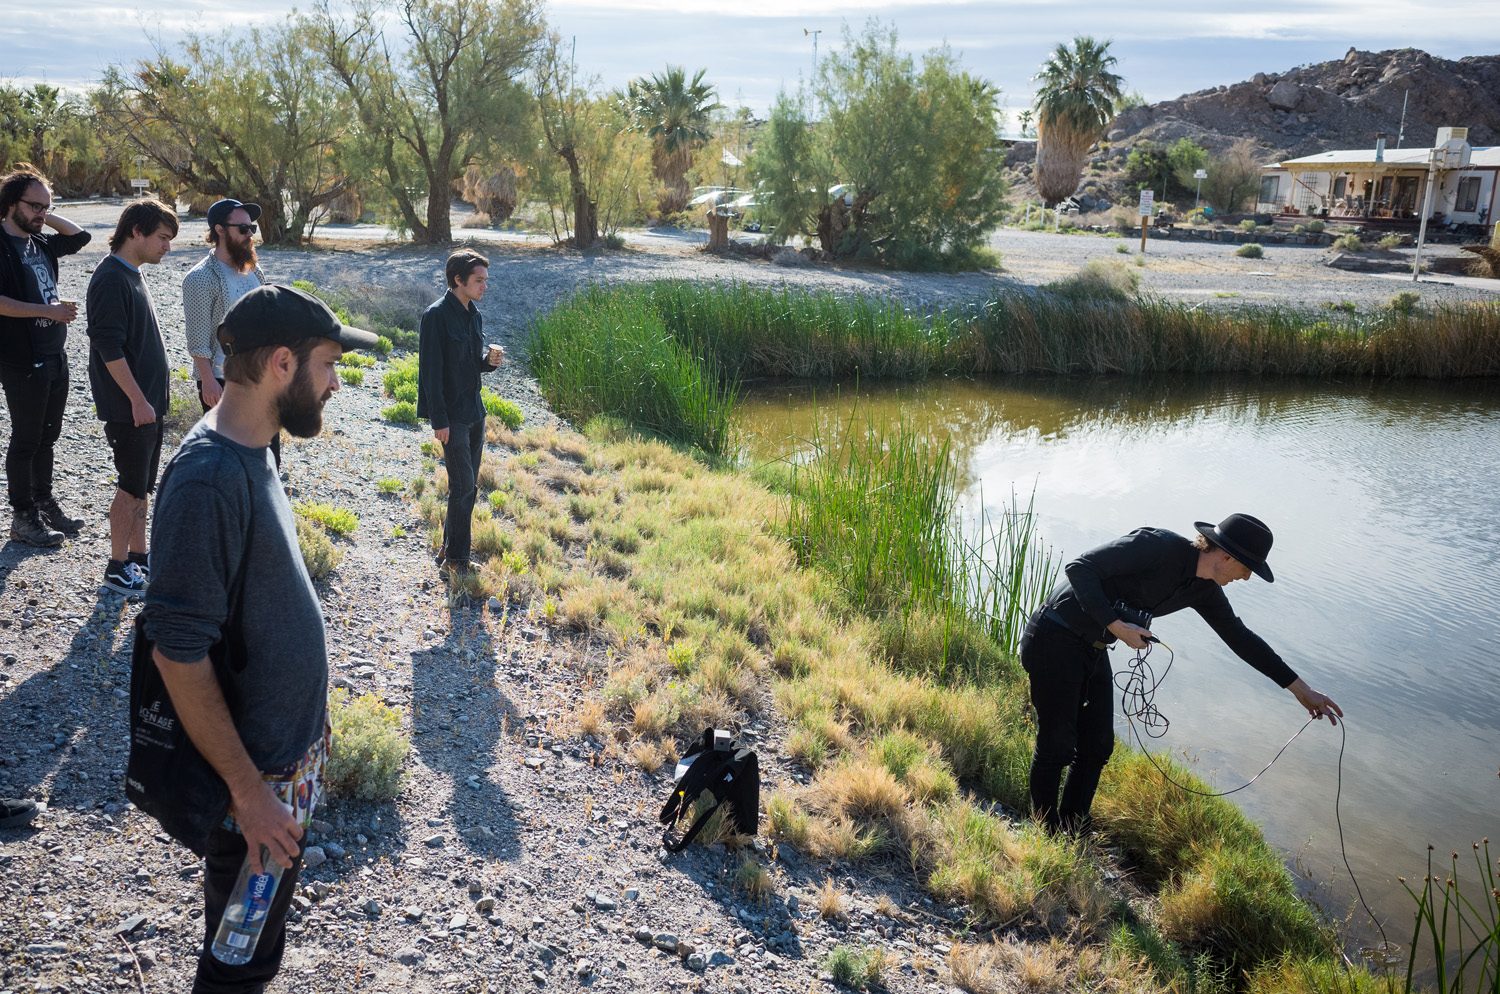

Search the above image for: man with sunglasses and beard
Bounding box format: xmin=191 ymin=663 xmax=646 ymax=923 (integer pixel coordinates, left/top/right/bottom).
xmin=144 ymin=284 xmax=377 ymax=994
xmin=183 ymin=199 xmax=277 ymax=463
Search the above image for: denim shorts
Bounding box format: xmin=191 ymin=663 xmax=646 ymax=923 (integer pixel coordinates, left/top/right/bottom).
xmin=103 ymin=421 xmax=165 ymax=498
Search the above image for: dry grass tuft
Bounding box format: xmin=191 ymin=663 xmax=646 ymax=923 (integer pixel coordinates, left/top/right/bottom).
xmin=816 ymin=758 xmax=911 ymax=821
xmin=630 ymin=738 xmax=667 ymax=773
xmin=733 ymin=853 xmax=775 ymax=903
xmin=816 ymin=877 xmax=848 ymax=920
xmin=575 ymin=699 xmax=607 ymax=739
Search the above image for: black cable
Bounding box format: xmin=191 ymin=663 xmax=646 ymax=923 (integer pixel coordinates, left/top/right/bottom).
xmin=1117 ymin=639 xmax=1392 ymax=953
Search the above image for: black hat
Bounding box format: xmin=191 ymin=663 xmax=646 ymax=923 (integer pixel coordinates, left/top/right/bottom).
xmin=218 ymin=284 xmax=379 ymax=356
xmin=206 ymin=198 xmax=262 ymax=229
xmin=1194 ymin=513 xmax=1275 ymax=583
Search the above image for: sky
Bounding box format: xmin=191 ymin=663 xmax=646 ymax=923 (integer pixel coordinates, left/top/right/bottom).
xmin=5 ymin=0 xmax=1500 ymax=126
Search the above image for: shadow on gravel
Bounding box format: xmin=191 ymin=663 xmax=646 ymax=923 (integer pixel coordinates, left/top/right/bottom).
xmin=409 ymin=600 xmax=522 ymax=860
xmin=0 ymin=593 xmax=133 ymax=803
xmin=669 ymin=846 xmax=809 ymax=961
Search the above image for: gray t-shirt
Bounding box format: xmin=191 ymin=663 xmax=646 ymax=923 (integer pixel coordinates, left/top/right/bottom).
xmin=144 ymin=421 xmax=328 ymax=770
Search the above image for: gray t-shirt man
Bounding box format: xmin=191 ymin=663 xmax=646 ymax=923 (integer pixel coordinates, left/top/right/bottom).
xmin=143 ymin=421 xmax=327 ymax=769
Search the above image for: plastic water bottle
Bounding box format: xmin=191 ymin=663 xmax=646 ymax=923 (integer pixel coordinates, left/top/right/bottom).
xmin=210 ymin=847 xmax=284 ymax=965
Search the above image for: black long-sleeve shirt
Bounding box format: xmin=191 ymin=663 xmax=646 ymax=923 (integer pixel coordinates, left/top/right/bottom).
xmin=415 ymin=291 xmax=495 ymax=431
xmin=1042 ymin=526 xmax=1298 ymax=688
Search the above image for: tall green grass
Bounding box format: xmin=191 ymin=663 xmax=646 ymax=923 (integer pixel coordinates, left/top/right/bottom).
xmin=784 ymin=416 xmax=1057 ymax=681
xmin=529 ymin=288 xmax=738 ymax=456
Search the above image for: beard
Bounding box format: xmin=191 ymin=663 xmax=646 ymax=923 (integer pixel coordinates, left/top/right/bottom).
xmin=225 ymin=235 xmax=258 ymax=272
xmin=9 ymin=207 xmax=43 ymax=235
xmin=275 ymin=361 xmax=332 ymax=439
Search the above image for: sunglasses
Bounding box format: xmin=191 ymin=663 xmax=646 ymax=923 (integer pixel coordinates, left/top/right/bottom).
xmin=228 ymin=223 xmax=257 ymax=236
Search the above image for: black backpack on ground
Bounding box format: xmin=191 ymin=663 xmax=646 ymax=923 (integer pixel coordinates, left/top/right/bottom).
xmin=659 ymin=728 xmax=759 ymax=852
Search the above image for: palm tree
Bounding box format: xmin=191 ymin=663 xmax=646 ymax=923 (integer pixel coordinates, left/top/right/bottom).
xmin=1031 ymin=37 xmax=1123 ymax=206
xmin=625 ymin=66 xmax=721 ymax=214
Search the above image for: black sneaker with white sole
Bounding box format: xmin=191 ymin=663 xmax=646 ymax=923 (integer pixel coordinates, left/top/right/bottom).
xmin=103 ymin=560 xmax=148 ymax=597
xmin=128 ymin=551 xmax=150 ymax=579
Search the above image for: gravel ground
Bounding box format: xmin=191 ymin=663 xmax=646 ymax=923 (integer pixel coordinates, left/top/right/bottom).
xmin=1 ymin=205 xmax=1495 ymax=994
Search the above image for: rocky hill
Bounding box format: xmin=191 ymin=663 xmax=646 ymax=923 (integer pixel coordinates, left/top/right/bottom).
xmin=1107 ymin=47 xmax=1500 ymax=159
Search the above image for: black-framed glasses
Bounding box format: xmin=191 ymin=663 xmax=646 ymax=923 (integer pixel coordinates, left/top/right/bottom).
xmin=231 ymin=223 xmax=257 ymax=236
xmin=20 ymin=198 xmax=52 ymax=214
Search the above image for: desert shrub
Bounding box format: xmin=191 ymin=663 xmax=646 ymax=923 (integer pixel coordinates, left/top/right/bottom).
xmin=339 ymin=367 xmax=364 ymax=386
xmin=338 ymin=352 xmax=375 ymax=368
xmin=372 ymin=336 xmax=394 ymax=356
xmin=1388 ymin=291 xmax=1421 ymax=315
xmin=1048 ymin=258 xmax=1140 ymax=301
xmin=1332 ymin=234 xmax=1364 ymax=253
xmin=1235 ymin=243 xmax=1263 ymax=259
xmin=382 ymin=400 xmax=418 ymax=424
xmin=1306 ymin=218 xmax=1325 ymax=233
xmin=1377 ymin=232 xmax=1406 ymax=250
xmin=376 ymin=477 xmax=404 ymax=494
xmin=1239 ymin=219 xmax=1257 ymax=232
xmin=324 ymin=689 xmax=409 ymax=800
xmin=294 ymin=501 xmax=358 ymax=536
xmin=481 ymin=387 xmax=525 ymax=429
xmin=294 ymin=515 xmax=342 ymax=580
xmin=825 ymin=945 xmax=886 ymax=990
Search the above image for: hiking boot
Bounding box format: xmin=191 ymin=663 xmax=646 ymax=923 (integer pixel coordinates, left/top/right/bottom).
xmin=10 ymin=509 xmax=64 ymax=547
xmin=36 ymin=498 xmax=84 ymax=536
xmin=0 ymin=797 xmax=40 ymax=829
xmin=103 ymin=560 xmax=148 ymax=597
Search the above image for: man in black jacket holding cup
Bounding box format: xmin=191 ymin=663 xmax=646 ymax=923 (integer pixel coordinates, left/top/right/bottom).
xmin=1019 ymin=513 xmax=1343 ymax=834
xmin=416 ymin=250 xmax=502 ymax=575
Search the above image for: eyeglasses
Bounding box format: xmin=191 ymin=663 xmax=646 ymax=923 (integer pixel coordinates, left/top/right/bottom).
xmin=230 ymin=223 xmax=257 ymax=236
xmin=20 ymin=198 xmax=52 ymax=214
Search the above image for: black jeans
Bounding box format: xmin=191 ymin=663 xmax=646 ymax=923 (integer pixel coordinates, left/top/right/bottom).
xmin=0 ymin=355 xmax=68 ymax=513
xmin=441 ymin=420 xmax=485 ymax=563
xmin=194 ymin=826 xmax=304 ymax=994
xmin=1020 ymin=614 xmax=1116 ymax=831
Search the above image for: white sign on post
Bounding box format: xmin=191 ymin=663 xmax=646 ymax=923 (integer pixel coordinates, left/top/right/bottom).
xmin=1138 ymin=189 xmax=1155 ymax=216
xmin=129 ymin=178 xmax=151 ymax=190
xmin=1194 ymin=168 xmax=1208 ymax=180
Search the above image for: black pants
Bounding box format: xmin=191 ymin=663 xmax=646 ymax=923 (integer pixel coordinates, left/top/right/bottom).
xmin=1020 ymin=614 xmax=1116 ymax=831
xmin=194 ymin=826 xmax=304 ymax=994
xmin=440 ymin=420 xmax=485 ymax=564
xmin=200 ymin=378 xmax=280 ymax=468
xmin=0 ymin=356 xmax=68 ymax=513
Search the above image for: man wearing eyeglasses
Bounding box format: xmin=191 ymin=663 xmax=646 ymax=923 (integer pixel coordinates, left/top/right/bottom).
xmin=0 ymin=168 xmax=91 ymax=547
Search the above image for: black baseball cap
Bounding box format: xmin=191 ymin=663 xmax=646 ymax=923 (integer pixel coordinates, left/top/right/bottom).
xmin=206 ymin=198 xmax=261 ymax=229
xmin=218 ymin=284 xmax=380 ymax=356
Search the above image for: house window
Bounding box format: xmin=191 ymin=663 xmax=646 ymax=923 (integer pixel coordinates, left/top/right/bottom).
xmin=1333 ymin=176 xmax=1347 ymax=199
xmin=1260 ymin=175 xmax=1281 ymax=203
xmin=1456 ymin=176 xmax=1481 ymax=213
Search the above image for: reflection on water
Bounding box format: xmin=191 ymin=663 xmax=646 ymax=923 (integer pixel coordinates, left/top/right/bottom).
xmin=741 ymin=375 xmax=1500 ymax=957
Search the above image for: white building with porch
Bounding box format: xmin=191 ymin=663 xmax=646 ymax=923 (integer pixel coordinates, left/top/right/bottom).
xmin=1257 ymin=128 xmax=1498 ymax=233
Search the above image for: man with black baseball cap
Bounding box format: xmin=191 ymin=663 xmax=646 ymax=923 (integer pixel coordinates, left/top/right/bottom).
xmin=182 ymin=199 xmax=266 ymax=412
xmin=1018 ymin=514 xmax=1343 ymax=834
xmin=143 ymin=284 xmax=375 ymax=993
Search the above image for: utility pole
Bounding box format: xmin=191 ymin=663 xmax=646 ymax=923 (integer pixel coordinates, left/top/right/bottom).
xmin=1396 ymin=89 xmax=1409 ymax=149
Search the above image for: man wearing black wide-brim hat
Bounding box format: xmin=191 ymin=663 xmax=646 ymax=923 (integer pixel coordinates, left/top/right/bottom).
xmin=1019 ymin=513 xmax=1343 ymax=834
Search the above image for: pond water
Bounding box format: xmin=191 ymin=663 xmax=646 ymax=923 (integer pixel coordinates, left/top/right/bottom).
xmin=739 ymin=375 xmax=1500 ymax=960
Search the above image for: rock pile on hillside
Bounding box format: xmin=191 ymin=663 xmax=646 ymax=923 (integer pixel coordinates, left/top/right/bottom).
xmin=1107 ymin=47 xmax=1500 ymax=159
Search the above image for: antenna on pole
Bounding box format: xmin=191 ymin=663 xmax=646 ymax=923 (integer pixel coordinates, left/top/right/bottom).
xmin=803 ymin=28 xmax=821 ymax=83
xmin=1396 ymin=89 xmax=1409 ymax=149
